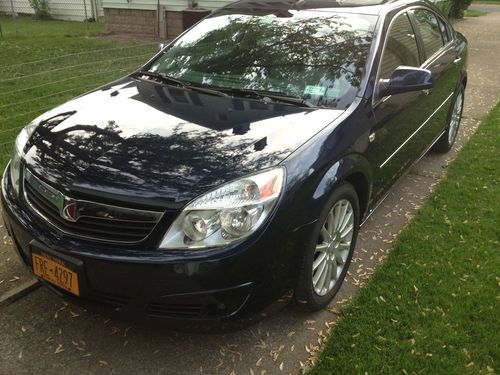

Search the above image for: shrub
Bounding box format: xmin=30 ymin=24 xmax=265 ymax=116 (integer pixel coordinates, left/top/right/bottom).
xmin=450 ymin=0 xmax=473 ymax=18
xmin=28 ymin=0 xmax=51 ymax=20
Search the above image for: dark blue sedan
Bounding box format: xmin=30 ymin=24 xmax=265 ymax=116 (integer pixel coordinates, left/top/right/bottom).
xmin=2 ymin=0 xmax=467 ymax=327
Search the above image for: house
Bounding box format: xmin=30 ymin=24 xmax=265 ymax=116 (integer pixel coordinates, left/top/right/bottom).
xmin=102 ymin=0 xmax=227 ymax=39
xmin=102 ymin=0 xmax=453 ymax=39
xmin=0 ymin=0 xmax=103 ymax=21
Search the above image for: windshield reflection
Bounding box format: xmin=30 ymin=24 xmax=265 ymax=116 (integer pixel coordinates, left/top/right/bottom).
xmin=149 ymin=10 xmax=375 ymax=109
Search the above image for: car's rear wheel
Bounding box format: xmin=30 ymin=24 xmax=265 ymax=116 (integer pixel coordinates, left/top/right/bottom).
xmin=435 ymin=85 xmax=464 ymax=153
xmin=295 ymin=182 xmax=359 ymax=311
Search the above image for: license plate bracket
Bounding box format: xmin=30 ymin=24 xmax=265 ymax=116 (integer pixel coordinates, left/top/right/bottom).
xmin=30 ymin=241 xmax=86 ymax=297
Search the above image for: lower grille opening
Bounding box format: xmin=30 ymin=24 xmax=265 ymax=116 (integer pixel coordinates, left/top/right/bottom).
xmin=146 ymin=302 xmax=205 ymax=318
xmin=146 ymin=285 xmax=252 ymax=319
xmin=88 ymin=291 xmax=130 ymax=309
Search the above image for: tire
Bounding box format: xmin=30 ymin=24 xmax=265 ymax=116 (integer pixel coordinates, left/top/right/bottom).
xmin=435 ymin=84 xmax=464 ymax=153
xmin=295 ymin=182 xmax=359 ymax=312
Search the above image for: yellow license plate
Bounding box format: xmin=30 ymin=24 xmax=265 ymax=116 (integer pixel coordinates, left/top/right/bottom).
xmin=32 ymin=252 xmax=80 ymax=296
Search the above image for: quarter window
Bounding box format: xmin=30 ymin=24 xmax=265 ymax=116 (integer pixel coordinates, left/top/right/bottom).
xmin=379 ymin=13 xmax=420 ymax=80
xmin=413 ymin=9 xmax=445 ymax=59
xmin=438 ymin=17 xmax=452 ymax=43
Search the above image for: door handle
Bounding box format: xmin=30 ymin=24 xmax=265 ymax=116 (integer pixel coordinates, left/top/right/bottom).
xmin=453 ymin=57 xmax=462 ymax=65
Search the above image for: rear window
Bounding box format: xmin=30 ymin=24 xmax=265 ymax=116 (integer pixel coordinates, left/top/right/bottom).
xmin=413 ymin=9 xmax=445 ymax=59
xmin=438 ymin=17 xmax=452 ymax=43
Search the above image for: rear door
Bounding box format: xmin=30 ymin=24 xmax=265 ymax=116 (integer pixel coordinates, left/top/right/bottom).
xmin=409 ymin=8 xmax=461 ymax=151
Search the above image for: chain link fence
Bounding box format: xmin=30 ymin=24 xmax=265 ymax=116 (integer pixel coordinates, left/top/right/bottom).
xmin=0 ymin=8 xmax=158 ymax=169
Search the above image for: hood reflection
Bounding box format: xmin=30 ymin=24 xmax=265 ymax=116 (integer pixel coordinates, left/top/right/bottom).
xmin=133 ymin=79 xmax=304 ymax=132
xmin=24 ymin=78 xmax=343 ymax=207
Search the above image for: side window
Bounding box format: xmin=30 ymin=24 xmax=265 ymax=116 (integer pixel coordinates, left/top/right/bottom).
xmin=379 ymin=13 xmax=420 ymax=80
xmin=438 ymin=18 xmax=452 ymax=43
xmin=413 ymin=9 xmax=445 ymax=59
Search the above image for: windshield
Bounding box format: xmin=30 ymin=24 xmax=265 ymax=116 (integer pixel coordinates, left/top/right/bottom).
xmin=148 ymin=9 xmax=376 ymax=108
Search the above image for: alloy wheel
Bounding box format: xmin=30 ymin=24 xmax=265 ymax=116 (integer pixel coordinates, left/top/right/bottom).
xmin=448 ymin=91 xmax=463 ymax=146
xmin=312 ymin=199 xmax=354 ymax=296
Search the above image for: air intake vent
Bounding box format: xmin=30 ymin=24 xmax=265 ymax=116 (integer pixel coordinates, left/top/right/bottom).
xmin=146 ymin=302 xmax=204 ymax=318
xmin=88 ymin=291 xmax=130 ymax=309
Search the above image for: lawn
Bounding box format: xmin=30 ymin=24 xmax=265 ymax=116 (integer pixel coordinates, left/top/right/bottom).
xmin=0 ymin=15 xmax=157 ymax=166
xmin=311 ymin=102 xmax=500 ymax=374
xmin=472 ymin=0 xmax=500 ymax=3
xmin=465 ymin=9 xmax=489 ymax=16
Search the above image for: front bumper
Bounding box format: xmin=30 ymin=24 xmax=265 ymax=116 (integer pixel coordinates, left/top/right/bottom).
xmin=1 ymin=164 xmax=305 ymax=327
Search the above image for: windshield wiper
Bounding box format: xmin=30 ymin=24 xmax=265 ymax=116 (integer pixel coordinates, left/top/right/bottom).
xmin=133 ymin=70 xmax=184 ymax=86
xmin=263 ymin=93 xmax=315 ymax=108
xmin=214 ymin=87 xmax=315 ymax=108
xmin=132 ymin=70 xmax=228 ymax=97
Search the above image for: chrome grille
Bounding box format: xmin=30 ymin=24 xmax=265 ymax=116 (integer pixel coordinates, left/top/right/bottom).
xmin=23 ymin=170 xmax=163 ymax=244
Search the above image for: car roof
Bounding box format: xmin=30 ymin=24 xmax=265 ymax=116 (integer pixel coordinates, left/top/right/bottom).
xmin=223 ymin=0 xmax=426 ymax=16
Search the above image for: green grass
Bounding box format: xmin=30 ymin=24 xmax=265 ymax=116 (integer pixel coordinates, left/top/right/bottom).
xmin=0 ymin=15 xmax=157 ymax=166
xmin=311 ymin=103 xmax=500 ymax=375
xmin=472 ymin=0 xmax=500 ymax=4
xmin=464 ymin=9 xmax=489 ymax=16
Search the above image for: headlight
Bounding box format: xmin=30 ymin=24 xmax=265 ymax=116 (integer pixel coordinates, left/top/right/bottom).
xmin=159 ymin=167 xmax=285 ymax=250
xmin=10 ymin=122 xmax=37 ymax=197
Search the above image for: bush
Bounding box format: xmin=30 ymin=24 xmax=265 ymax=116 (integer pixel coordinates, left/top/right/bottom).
xmin=450 ymin=0 xmax=473 ymax=18
xmin=28 ymin=0 xmax=51 ymax=20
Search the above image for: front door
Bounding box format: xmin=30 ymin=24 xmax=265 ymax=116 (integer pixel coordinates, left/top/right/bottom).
xmin=367 ymin=12 xmax=427 ymax=203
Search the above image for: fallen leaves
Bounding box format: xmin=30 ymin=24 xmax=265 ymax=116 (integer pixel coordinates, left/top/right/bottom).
xmin=219 ymin=344 xmax=243 ymax=363
xmin=269 ymin=345 xmax=285 ymax=362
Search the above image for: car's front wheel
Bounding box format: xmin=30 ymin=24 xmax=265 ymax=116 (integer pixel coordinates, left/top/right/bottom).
xmin=295 ymin=182 xmax=359 ymax=311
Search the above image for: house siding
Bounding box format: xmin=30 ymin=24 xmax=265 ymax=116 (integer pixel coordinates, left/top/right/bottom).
xmin=102 ymin=0 xmax=158 ymax=11
xmin=102 ymin=0 xmax=231 ymax=12
xmin=197 ymin=0 xmax=231 ymax=10
xmin=0 ymin=0 xmax=102 ymax=21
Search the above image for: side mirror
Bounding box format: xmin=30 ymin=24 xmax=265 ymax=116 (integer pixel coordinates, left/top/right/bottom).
xmin=378 ymin=66 xmax=434 ymax=97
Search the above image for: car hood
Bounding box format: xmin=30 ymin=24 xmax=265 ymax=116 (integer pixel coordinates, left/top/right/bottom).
xmin=24 ymin=78 xmax=343 ymax=208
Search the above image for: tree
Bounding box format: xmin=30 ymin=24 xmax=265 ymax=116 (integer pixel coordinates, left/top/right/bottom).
xmin=450 ymin=0 xmax=473 ymax=18
xmin=28 ymin=0 xmax=51 ymax=20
